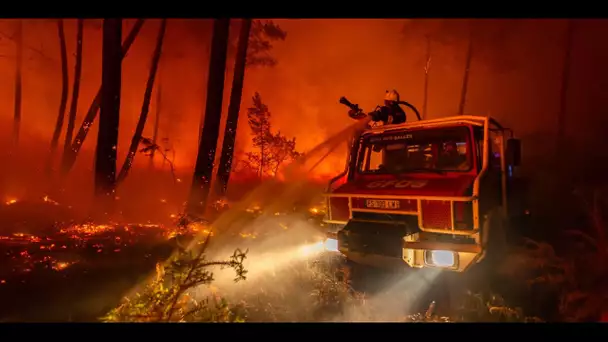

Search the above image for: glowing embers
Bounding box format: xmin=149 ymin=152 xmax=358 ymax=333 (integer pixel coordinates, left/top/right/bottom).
xmin=59 ymin=223 xmax=115 ymax=236
xmin=51 ymin=260 xmax=77 ymax=271
xmin=309 ymin=207 xmax=324 ymax=215
xmin=424 ymin=250 xmax=457 ymax=268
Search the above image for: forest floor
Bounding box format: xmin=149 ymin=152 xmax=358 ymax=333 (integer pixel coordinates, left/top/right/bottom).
xmin=0 ymin=199 xmax=555 ymax=322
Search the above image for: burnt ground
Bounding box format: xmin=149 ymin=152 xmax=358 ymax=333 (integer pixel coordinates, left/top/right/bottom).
xmin=0 ymin=242 xmax=552 ymax=322
xmin=0 ymin=201 xmax=554 ymax=322
xmin=0 ymin=245 xmax=173 ymax=322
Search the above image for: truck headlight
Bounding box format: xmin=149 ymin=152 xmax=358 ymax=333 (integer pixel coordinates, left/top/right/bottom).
xmin=324 ymin=238 xmax=339 ymax=252
xmin=424 ymin=250 xmax=457 ymax=268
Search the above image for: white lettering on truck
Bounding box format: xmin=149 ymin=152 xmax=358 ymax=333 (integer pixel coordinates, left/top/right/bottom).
xmin=366 ymin=180 xmax=429 ymax=189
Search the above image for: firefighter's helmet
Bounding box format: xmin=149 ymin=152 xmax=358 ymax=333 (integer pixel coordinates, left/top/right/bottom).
xmin=384 ymin=89 xmax=400 ymax=102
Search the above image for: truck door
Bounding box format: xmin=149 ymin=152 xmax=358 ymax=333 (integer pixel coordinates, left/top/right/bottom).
xmin=474 ymin=127 xmax=503 ymax=213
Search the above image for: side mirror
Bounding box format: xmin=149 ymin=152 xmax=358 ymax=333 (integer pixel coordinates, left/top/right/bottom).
xmin=506 ymin=138 xmax=521 ymax=166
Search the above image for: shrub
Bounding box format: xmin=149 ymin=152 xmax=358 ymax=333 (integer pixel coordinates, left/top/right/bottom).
xmin=102 ymin=234 xmax=247 ymax=322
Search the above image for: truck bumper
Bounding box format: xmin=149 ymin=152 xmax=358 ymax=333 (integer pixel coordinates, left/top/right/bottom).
xmin=323 ymin=230 xmax=482 ymax=273
xmin=402 ymin=240 xmax=481 ymax=272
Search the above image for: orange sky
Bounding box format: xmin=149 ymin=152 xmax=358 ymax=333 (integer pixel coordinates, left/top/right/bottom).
xmin=0 ymin=18 xmax=606 ymax=182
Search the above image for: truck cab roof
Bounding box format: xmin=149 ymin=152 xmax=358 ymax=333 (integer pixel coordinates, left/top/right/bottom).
xmin=361 ymin=115 xmax=505 ymax=135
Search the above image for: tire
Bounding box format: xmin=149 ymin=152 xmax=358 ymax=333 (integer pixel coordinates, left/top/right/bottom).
xmin=484 ymin=209 xmax=509 ymax=268
xmin=466 ymin=209 xmax=509 ymax=298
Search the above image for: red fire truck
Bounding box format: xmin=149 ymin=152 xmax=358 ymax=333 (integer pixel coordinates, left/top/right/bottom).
xmin=322 ymin=101 xmax=522 ymax=273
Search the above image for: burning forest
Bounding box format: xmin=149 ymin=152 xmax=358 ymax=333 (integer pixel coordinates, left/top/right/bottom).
xmin=1 ymin=18 xmax=608 ymax=323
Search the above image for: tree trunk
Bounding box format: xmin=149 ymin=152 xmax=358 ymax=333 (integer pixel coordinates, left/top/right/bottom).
xmin=187 ymin=19 xmax=230 ymax=217
xmin=64 ymin=19 xmax=84 ymax=156
xmin=12 ymin=20 xmax=23 ymax=148
xmin=421 ymin=35 xmax=431 ymax=120
xmin=61 ymin=19 xmax=145 ymax=176
xmin=197 ymin=44 xmax=212 ymax=144
xmin=216 ymin=19 xmax=252 ymax=197
xmin=116 ymin=19 xmax=167 ymax=186
xmin=149 ymin=80 xmax=162 ymax=169
xmin=95 ymin=19 xmax=122 ymax=207
xmin=556 ymin=20 xmax=574 ymax=169
xmin=457 ymin=33 xmax=473 ymax=116
xmin=47 ymin=19 xmax=69 ymax=174
xmin=260 ymin=142 xmax=265 ymax=179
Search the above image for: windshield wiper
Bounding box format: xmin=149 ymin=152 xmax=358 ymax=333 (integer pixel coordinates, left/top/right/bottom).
xmin=401 ymin=167 xmax=446 ymax=175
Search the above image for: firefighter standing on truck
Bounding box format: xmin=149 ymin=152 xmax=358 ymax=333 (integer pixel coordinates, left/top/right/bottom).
xmin=348 ymin=90 xmax=407 ymax=125
xmin=378 ymin=90 xmax=407 ymax=124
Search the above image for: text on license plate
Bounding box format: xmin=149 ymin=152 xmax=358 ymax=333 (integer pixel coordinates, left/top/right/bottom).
xmin=365 ymin=199 xmax=400 ymax=209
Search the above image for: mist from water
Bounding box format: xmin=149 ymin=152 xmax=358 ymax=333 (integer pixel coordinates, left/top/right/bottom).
xmin=164 ymin=116 xmax=445 ymax=322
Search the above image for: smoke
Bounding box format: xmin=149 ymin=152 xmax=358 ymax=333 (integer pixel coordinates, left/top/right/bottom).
xmin=3 ymin=18 xmax=608 ymax=231
xmin=180 ymin=119 xmax=443 ymax=322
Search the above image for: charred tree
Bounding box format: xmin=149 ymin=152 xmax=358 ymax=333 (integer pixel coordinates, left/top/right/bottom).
xmin=403 ymin=19 xmax=515 ymax=117
xmin=246 ymin=93 xmax=272 ymax=178
xmin=61 ymin=19 xmax=145 ymax=176
xmin=117 ymin=19 xmax=167 ymax=185
xmin=12 ymin=20 xmax=23 ymax=147
xmin=216 ymin=19 xmax=252 ymax=197
xmin=187 ymin=19 xmax=230 ymax=216
xmin=457 ymin=31 xmax=473 ymax=116
xmin=421 ymin=35 xmax=431 ymax=119
xmin=64 ymin=19 xmax=84 ymax=156
xmin=95 ymin=19 xmax=122 ymax=203
xmin=556 ymin=20 xmax=574 ymax=168
xmin=47 ymin=19 xmax=69 ymax=173
xmin=149 ymin=81 xmax=162 ymax=169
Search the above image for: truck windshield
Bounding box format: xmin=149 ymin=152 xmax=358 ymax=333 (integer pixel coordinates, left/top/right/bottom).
xmin=358 ymin=126 xmax=472 ymax=174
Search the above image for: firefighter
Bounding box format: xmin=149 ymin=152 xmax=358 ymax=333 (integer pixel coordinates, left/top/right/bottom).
xmin=369 ymin=90 xmax=407 ymax=125
xmin=437 ymin=141 xmax=468 ymax=170
xmin=346 ymin=90 xmax=407 ymax=125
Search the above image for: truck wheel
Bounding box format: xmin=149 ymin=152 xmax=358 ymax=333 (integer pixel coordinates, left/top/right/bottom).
xmin=484 ymin=209 xmax=508 ymax=268
xmin=467 ymin=209 xmax=509 ymax=297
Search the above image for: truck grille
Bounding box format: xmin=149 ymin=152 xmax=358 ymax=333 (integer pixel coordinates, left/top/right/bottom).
xmin=420 ymin=200 xmax=452 ymax=230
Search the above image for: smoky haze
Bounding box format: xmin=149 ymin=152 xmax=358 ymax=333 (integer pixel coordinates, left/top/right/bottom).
xmin=0 ymin=19 xmax=606 ymax=224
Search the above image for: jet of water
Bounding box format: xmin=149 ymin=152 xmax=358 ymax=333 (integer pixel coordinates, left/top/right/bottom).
xmin=188 ymin=117 xmax=371 ymax=251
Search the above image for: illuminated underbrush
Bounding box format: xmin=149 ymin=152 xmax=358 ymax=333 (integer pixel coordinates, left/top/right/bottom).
xmin=99 ymin=212 xmax=539 ymax=323
xmin=0 ymin=200 xmax=545 ymax=322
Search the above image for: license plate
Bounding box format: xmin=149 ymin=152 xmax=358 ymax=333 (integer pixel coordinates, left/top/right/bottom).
xmin=365 ymin=199 xmax=400 ymax=209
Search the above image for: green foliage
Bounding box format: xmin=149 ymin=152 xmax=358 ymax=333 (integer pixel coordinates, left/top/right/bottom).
xmin=225 ymin=256 xmax=369 ymax=322
xmin=498 ymin=188 xmax=608 ymax=321
xmin=455 ymin=292 xmax=542 ymax=322
xmin=556 ymin=188 xmax=608 ymax=321
xmin=243 ymin=92 xmax=301 ymax=177
xmin=101 ymin=234 xmax=248 ymax=322
xmin=403 ymin=293 xmax=541 ymax=323
xmin=309 ymin=259 xmax=358 ymax=310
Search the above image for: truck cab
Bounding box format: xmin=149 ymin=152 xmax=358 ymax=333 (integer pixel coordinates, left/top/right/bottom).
xmin=323 ymin=115 xmax=522 ymax=272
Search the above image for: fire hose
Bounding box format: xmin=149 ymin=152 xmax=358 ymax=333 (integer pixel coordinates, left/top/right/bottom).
xmin=339 ymin=96 xmax=422 ymax=121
